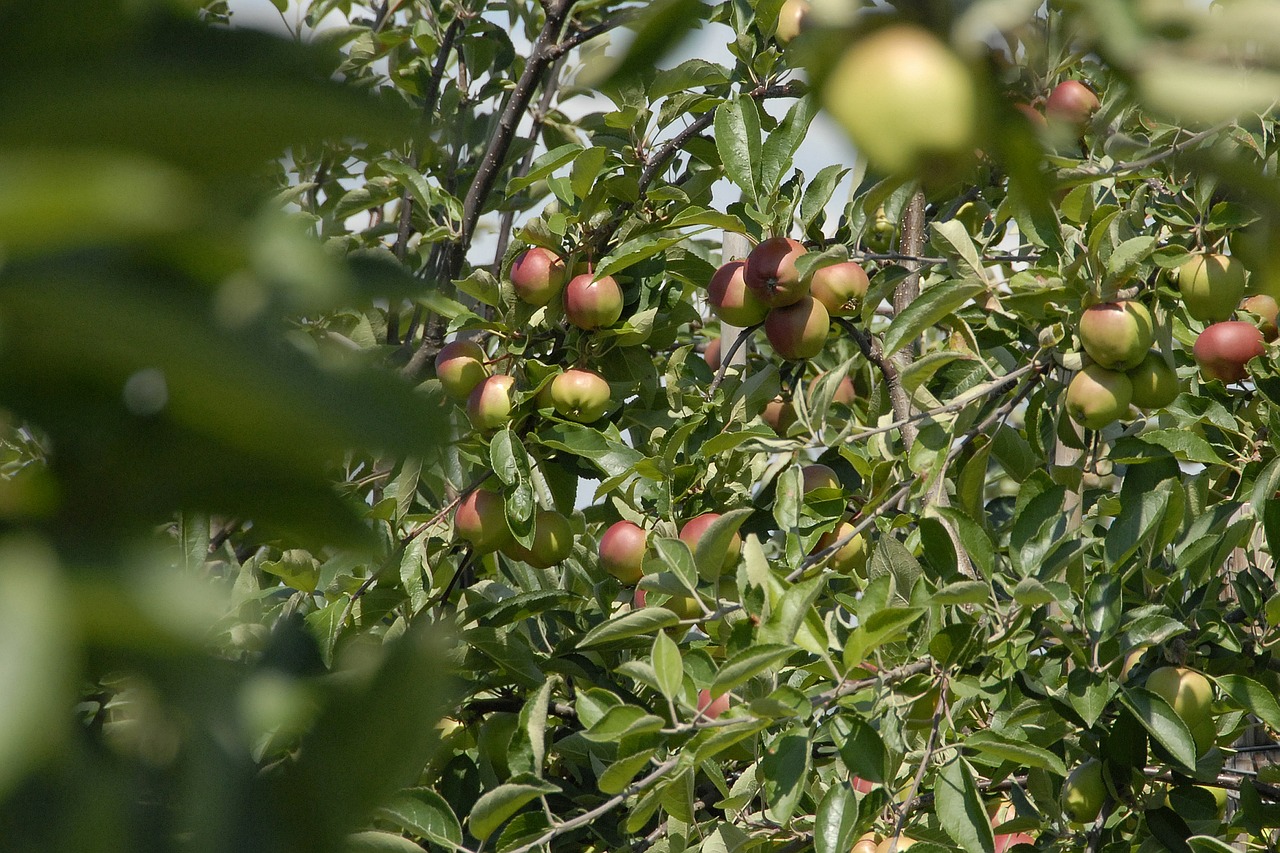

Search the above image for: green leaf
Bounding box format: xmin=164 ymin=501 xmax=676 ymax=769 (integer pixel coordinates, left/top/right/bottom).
xmin=758 ymin=575 xmax=825 ymax=652
xmin=583 ymin=705 xmax=665 ymax=742
xmin=691 ymin=508 xmax=752 ymax=582
xmin=578 ymin=608 xmax=680 ymax=649
xmin=1215 ymin=674 xmax=1280 ymax=732
xmin=1136 ymin=430 xmax=1224 ymax=465
xmin=594 ymin=228 xmax=714 ymax=281
xmin=761 ymin=96 xmax=817 ymax=193
xmin=597 ymin=0 xmax=703 ymax=86
xmin=842 ymin=607 xmax=925 ymax=669
xmin=467 ymin=780 xmax=559 ymax=842
xmin=762 ymin=728 xmax=810 ymax=824
xmin=344 ymin=831 xmax=430 ymax=853
xmin=930 ymin=220 xmax=989 ymax=285
xmin=598 ymin=749 xmax=656 ymax=795
xmin=1120 ymin=687 xmax=1198 ymax=771
xmin=931 ymin=580 xmax=989 ymax=605
xmin=652 ymin=631 xmax=683 ymax=701
xmin=881 ymin=280 xmax=985 ymax=357
xmin=714 ymin=95 xmax=762 ymax=207
xmin=814 ymin=783 xmax=859 ymax=853
xmin=570 ymin=146 xmax=607 ymax=202
xmin=936 ymin=756 xmax=995 ymax=853
xmin=963 ymin=731 xmax=1066 ymax=776
xmin=507 ymin=143 xmax=582 ymax=194
xmin=710 ymin=645 xmax=795 ymax=697
xmin=1107 ymin=235 xmax=1157 ymax=278
xmin=376 ymin=789 xmax=463 ymax=848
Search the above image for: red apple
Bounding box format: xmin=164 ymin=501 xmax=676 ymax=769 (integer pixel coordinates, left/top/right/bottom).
xmin=821 ymin=25 xmax=978 ymax=177
xmin=467 ymin=374 xmax=517 ymax=431
xmin=812 ymin=372 xmax=856 ymax=406
xmin=502 ymin=509 xmax=573 ymax=568
xmin=631 ymin=587 xmax=647 ymax=608
xmin=1079 ymin=301 xmax=1154 ymax=370
xmin=679 ymin=513 xmax=743 ymax=573
xmin=762 ymin=396 xmax=797 ymax=434
xmin=851 ymin=776 xmax=876 ymax=794
xmin=696 ymin=688 xmax=730 ymax=720
xmin=994 ymin=833 xmax=1035 ymax=853
xmin=1014 ymin=102 xmax=1047 ymax=129
xmin=1194 ymin=321 xmax=1265 ymax=383
xmin=564 ymin=273 xmax=623 ymax=329
xmin=708 ymin=260 xmax=769 ymax=326
xmin=774 ymin=0 xmax=809 ymax=44
xmin=599 ymin=520 xmax=647 ymax=584
xmin=435 ymin=340 xmax=489 ymax=400
xmin=510 ymin=247 xmax=567 ymax=306
xmin=1045 ymin=79 xmax=1100 ymax=128
xmin=745 ymin=237 xmax=809 ymax=307
xmin=550 ymin=368 xmax=610 ymax=423
xmin=765 ymin=296 xmax=830 ymax=360
xmin=1242 ymin=293 xmax=1278 ymax=340
xmin=455 ymin=488 xmax=511 ymax=553
xmin=702 ymin=337 xmax=721 ymax=371
xmin=1065 ymin=364 xmax=1132 ymax=430
xmin=809 ymin=261 xmax=869 ymax=317
xmin=1180 ymin=253 xmax=1247 ymax=322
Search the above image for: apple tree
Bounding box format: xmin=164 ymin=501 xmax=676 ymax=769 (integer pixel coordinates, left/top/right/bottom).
xmin=2 ymin=1 xmax=1280 ymax=852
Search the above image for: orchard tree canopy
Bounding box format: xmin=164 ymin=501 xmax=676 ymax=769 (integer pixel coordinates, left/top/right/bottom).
xmin=4 ymin=0 xmax=1280 ymax=851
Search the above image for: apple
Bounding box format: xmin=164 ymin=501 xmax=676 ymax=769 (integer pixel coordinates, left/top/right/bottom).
xmin=600 ymin=520 xmax=647 ymax=584
xmin=875 ymin=836 xmax=917 ymax=853
xmin=994 ymin=832 xmax=1035 ymax=853
xmin=679 ymin=513 xmax=743 ymax=573
xmin=631 ymin=587 xmax=647 ymax=609
xmin=821 ymin=25 xmax=978 ymax=177
xmin=1061 ymin=760 xmax=1107 ymax=824
xmin=774 ymin=0 xmax=809 ymax=44
xmin=1242 ymin=293 xmax=1279 ymax=340
xmin=765 ymin=296 xmax=830 ymax=360
xmin=708 ymin=260 xmax=770 ymax=326
xmin=745 ymin=237 xmax=809 ymax=307
xmin=812 ymin=372 xmax=856 ymax=406
xmin=851 ymin=833 xmax=879 ymax=853
xmin=801 ymin=463 xmax=841 ymax=495
xmin=1045 ymin=79 xmax=1100 ymax=128
xmin=664 ymin=592 xmax=704 ymax=621
xmin=696 ymin=688 xmax=730 ymax=720
xmin=1146 ymin=666 xmax=1214 ymax=728
xmin=1180 ymin=253 xmax=1247 ymax=322
xmin=435 ymin=340 xmax=489 ymax=400
xmin=1126 ymin=351 xmax=1179 ymax=409
xmin=809 ymin=261 xmax=869 ymax=317
xmin=851 ymin=777 xmax=876 ymax=794
xmin=811 ymin=521 xmax=868 ymax=575
xmin=564 ymin=272 xmax=623 ymax=329
xmin=455 ymin=488 xmax=511 ymax=552
xmin=866 ymin=210 xmax=896 ymax=252
xmin=1192 ymin=717 xmax=1217 ymax=754
xmin=1194 ymin=321 xmax=1265 ymax=383
xmin=1065 ymin=364 xmax=1132 ymax=430
xmin=502 ymin=509 xmax=573 ymax=568
xmin=1078 ymin=301 xmax=1154 ymax=370
xmin=467 ymin=374 xmax=517 ymax=431
xmin=763 ymin=396 xmax=798 ymax=435
xmin=510 ymin=247 xmax=567 ymax=306
xmin=550 ymin=368 xmax=610 ymax=423
xmin=704 ymin=337 xmax=722 ymax=371
xmin=1014 ymin=102 xmax=1047 ymax=130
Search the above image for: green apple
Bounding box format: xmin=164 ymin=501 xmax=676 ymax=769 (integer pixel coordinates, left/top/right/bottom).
xmin=1180 ymin=253 xmax=1247 ymax=322
xmin=1065 ymin=364 xmax=1132 ymax=430
xmin=1061 ymin=760 xmax=1107 ymax=824
xmin=1146 ymin=666 xmax=1214 ymax=729
xmin=502 ymin=509 xmax=573 ymax=568
xmin=1126 ymin=351 xmax=1179 ymax=409
xmin=550 ymin=368 xmax=610 ymax=423
xmin=435 ymin=339 xmax=489 ymax=400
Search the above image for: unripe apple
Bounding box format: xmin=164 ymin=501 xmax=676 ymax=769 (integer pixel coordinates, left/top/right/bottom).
xmin=564 ymin=273 xmax=623 ymax=329
xmin=1045 ymin=79 xmax=1100 ymax=128
xmin=765 ymin=296 xmax=830 ymax=360
xmin=704 ymin=337 xmax=722 ymax=371
xmin=696 ymin=688 xmax=730 ymax=720
xmin=1146 ymin=666 xmax=1214 ymax=729
xmin=1126 ymin=351 xmax=1179 ymax=409
xmin=510 ymin=247 xmax=567 ymax=306
xmin=1065 ymin=364 xmax=1132 ymax=430
xmin=467 ymin=374 xmax=517 ymax=431
xmin=875 ymin=836 xmax=917 ymax=853
xmin=502 ymin=509 xmax=573 ymax=568
xmin=435 ymin=340 xmax=489 ymax=400
xmin=775 ymin=0 xmax=809 ymax=44
xmin=821 ymin=25 xmax=978 ymax=177
xmin=851 ymin=834 xmax=879 ymax=853
xmin=664 ymin=593 xmax=704 ymax=620
xmin=550 ymin=368 xmax=611 ymax=423
xmin=812 ymin=521 xmax=868 ymax=575
xmin=1192 ymin=717 xmax=1217 ymax=754
xmin=1180 ymin=253 xmax=1247 ymax=322
xmin=455 ymin=488 xmax=511 ymax=552
xmin=1061 ymin=760 xmax=1107 ymax=824
xmin=1194 ymin=321 xmax=1265 ymax=383
xmin=809 ymin=261 xmax=870 ymax=317
xmin=679 ymin=513 xmax=743 ymax=573
xmin=801 ymin=463 xmax=841 ymax=495
xmin=866 ymin=212 xmax=896 ymax=252
xmin=1079 ymin=301 xmax=1154 ymax=370
xmin=763 ymin=396 xmax=798 ymax=434
xmin=599 ymin=520 xmax=647 ymax=584
xmin=746 ymin=237 xmax=809 ymax=307
xmin=1241 ymin=293 xmax=1279 ymax=340
xmin=708 ymin=260 xmax=770 ymax=326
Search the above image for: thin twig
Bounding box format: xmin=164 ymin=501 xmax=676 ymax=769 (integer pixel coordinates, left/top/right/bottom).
xmin=707 ymin=323 xmax=761 ymax=396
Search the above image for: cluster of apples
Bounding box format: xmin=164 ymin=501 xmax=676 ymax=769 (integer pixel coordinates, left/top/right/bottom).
xmin=1061 ymin=665 xmax=1218 ymax=825
xmin=1177 ymin=251 xmax=1271 ymax=384
xmin=706 ymin=237 xmax=869 ymax=361
xmin=1064 ymin=300 xmax=1176 ymax=430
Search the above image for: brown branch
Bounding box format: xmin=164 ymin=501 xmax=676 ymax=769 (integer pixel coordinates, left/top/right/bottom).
xmin=890 ymin=190 xmax=927 ymax=452
xmin=546 ymin=11 xmax=635 ymax=60
xmin=706 ymin=322 xmax=761 ymax=396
